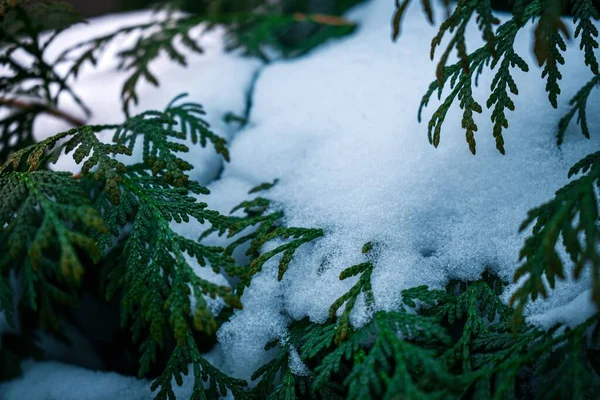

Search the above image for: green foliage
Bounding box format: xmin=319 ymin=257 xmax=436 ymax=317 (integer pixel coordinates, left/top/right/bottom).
xmin=573 ymin=0 xmax=600 ymax=75
xmin=265 ymin=267 xmax=599 ymax=400
xmin=250 ymin=321 xmax=342 ymax=400
xmin=328 ymin=242 xmax=375 ymax=343
xmin=202 ymin=182 xmax=324 ymax=290
xmin=0 ymin=95 xmax=252 ymax=398
xmin=2 ymin=1 xmax=600 ymax=400
xmin=557 ymin=73 xmax=600 ymax=145
xmin=152 ymin=331 xmax=249 ymax=400
xmin=55 ymin=1 xmax=357 ymax=115
xmin=0 ymin=1 xmax=87 ymax=164
xmin=340 ymin=311 xmax=453 ymax=400
xmin=418 ymin=1 xmax=541 ymax=154
xmin=511 ymin=150 xmax=600 ymax=319
xmin=0 ymin=170 xmax=103 ymax=329
xmin=534 ymin=0 xmax=568 ymax=108
xmin=401 ymin=0 xmax=599 ymax=154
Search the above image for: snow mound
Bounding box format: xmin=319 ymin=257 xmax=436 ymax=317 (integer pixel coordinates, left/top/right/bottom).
xmin=213 ymin=0 xmax=600 ymax=379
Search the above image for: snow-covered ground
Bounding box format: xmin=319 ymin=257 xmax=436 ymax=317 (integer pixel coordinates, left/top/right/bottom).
xmin=2 ymin=0 xmax=600 ymax=398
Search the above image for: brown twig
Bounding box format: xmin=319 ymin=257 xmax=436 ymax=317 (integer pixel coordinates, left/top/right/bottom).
xmin=0 ymin=97 xmax=86 ymax=127
xmin=292 ymin=13 xmax=355 ymax=27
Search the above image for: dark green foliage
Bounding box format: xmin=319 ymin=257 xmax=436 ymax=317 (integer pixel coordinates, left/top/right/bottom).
xmin=2 ymin=1 xmax=600 ymax=399
xmin=511 ymin=150 xmax=600 ymax=319
xmin=55 ymin=1 xmax=357 ymax=115
xmin=409 ymin=0 xmax=598 ymax=154
xmin=0 ymin=95 xmax=251 ymax=398
xmin=202 ymin=183 xmax=324 ymax=290
xmin=328 ymin=242 xmax=375 ymax=343
xmin=557 ymin=73 xmax=600 ymax=145
xmin=418 ymin=1 xmax=542 ymax=154
xmin=250 ymin=321 xmax=336 ymax=400
xmin=535 ymin=0 xmax=568 ymax=108
xmin=152 ymin=331 xmax=249 ymax=400
xmin=287 ymin=267 xmax=599 ymax=400
xmin=341 ymin=311 xmax=453 ymax=400
xmin=573 ymin=0 xmax=600 ymax=75
xmin=0 ymin=153 xmax=107 ymax=329
xmin=0 ymin=1 xmax=88 ymax=164
xmin=55 ymin=16 xmax=205 ymax=116
xmin=0 ymin=169 xmax=95 ymax=328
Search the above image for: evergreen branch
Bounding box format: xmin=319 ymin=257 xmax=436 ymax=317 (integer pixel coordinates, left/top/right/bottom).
xmin=557 ymin=73 xmax=600 ymax=145
xmin=511 ymin=151 xmax=600 ymax=321
xmin=418 ymin=1 xmax=541 ymax=154
xmin=471 ymin=314 xmax=600 ymax=399
xmin=329 ymin=242 xmax=376 ymax=343
xmin=0 ymin=1 xmax=88 ymax=164
xmin=209 ymin=183 xmax=324 ymax=291
xmin=314 ymin=310 xmax=453 ymax=400
xmin=535 ymin=0 xmax=568 ymax=108
xmin=401 ymin=272 xmax=511 ymax=373
xmin=152 ymin=330 xmax=249 ymax=400
xmin=0 ymin=170 xmax=105 ymax=329
xmin=573 ymin=0 xmax=600 ymax=75
xmin=251 ymin=320 xmax=344 ymax=400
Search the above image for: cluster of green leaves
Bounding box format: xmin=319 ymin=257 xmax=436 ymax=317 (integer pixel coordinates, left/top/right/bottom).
xmin=0 ymin=1 xmax=88 ymax=164
xmin=392 ymin=0 xmax=600 ymax=339
xmin=203 ymin=179 xmax=324 ymax=292
xmin=54 ymin=0 xmax=358 ymax=116
xmin=392 ymin=0 xmax=599 ymax=154
xmin=0 ymin=95 xmax=253 ymax=399
xmin=247 ymin=260 xmax=600 ymax=400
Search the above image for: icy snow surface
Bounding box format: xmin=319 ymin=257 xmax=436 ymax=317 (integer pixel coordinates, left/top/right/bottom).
xmin=3 ymin=0 xmax=600 ymax=397
xmin=214 ymin=0 xmax=600 ymax=380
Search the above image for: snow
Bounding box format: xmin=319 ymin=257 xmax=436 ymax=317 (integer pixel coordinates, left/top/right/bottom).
xmin=215 ymin=0 xmax=600 ymax=378
xmin=34 ymin=10 xmax=261 ymax=185
xmin=2 ymin=0 xmax=600 ymax=397
xmin=529 ymin=289 xmax=598 ymax=330
xmin=0 ymin=361 xmax=152 ymax=400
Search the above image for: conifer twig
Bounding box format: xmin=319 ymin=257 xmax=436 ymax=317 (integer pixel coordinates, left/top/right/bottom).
xmin=292 ymin=13 xmax=355 ymax=27
xmin=0 ymin=97 xmax=86 ymax=127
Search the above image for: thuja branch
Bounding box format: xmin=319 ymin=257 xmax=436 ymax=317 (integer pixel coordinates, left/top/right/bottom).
xmin=0 ymin=97 xmax=86 ymax=127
